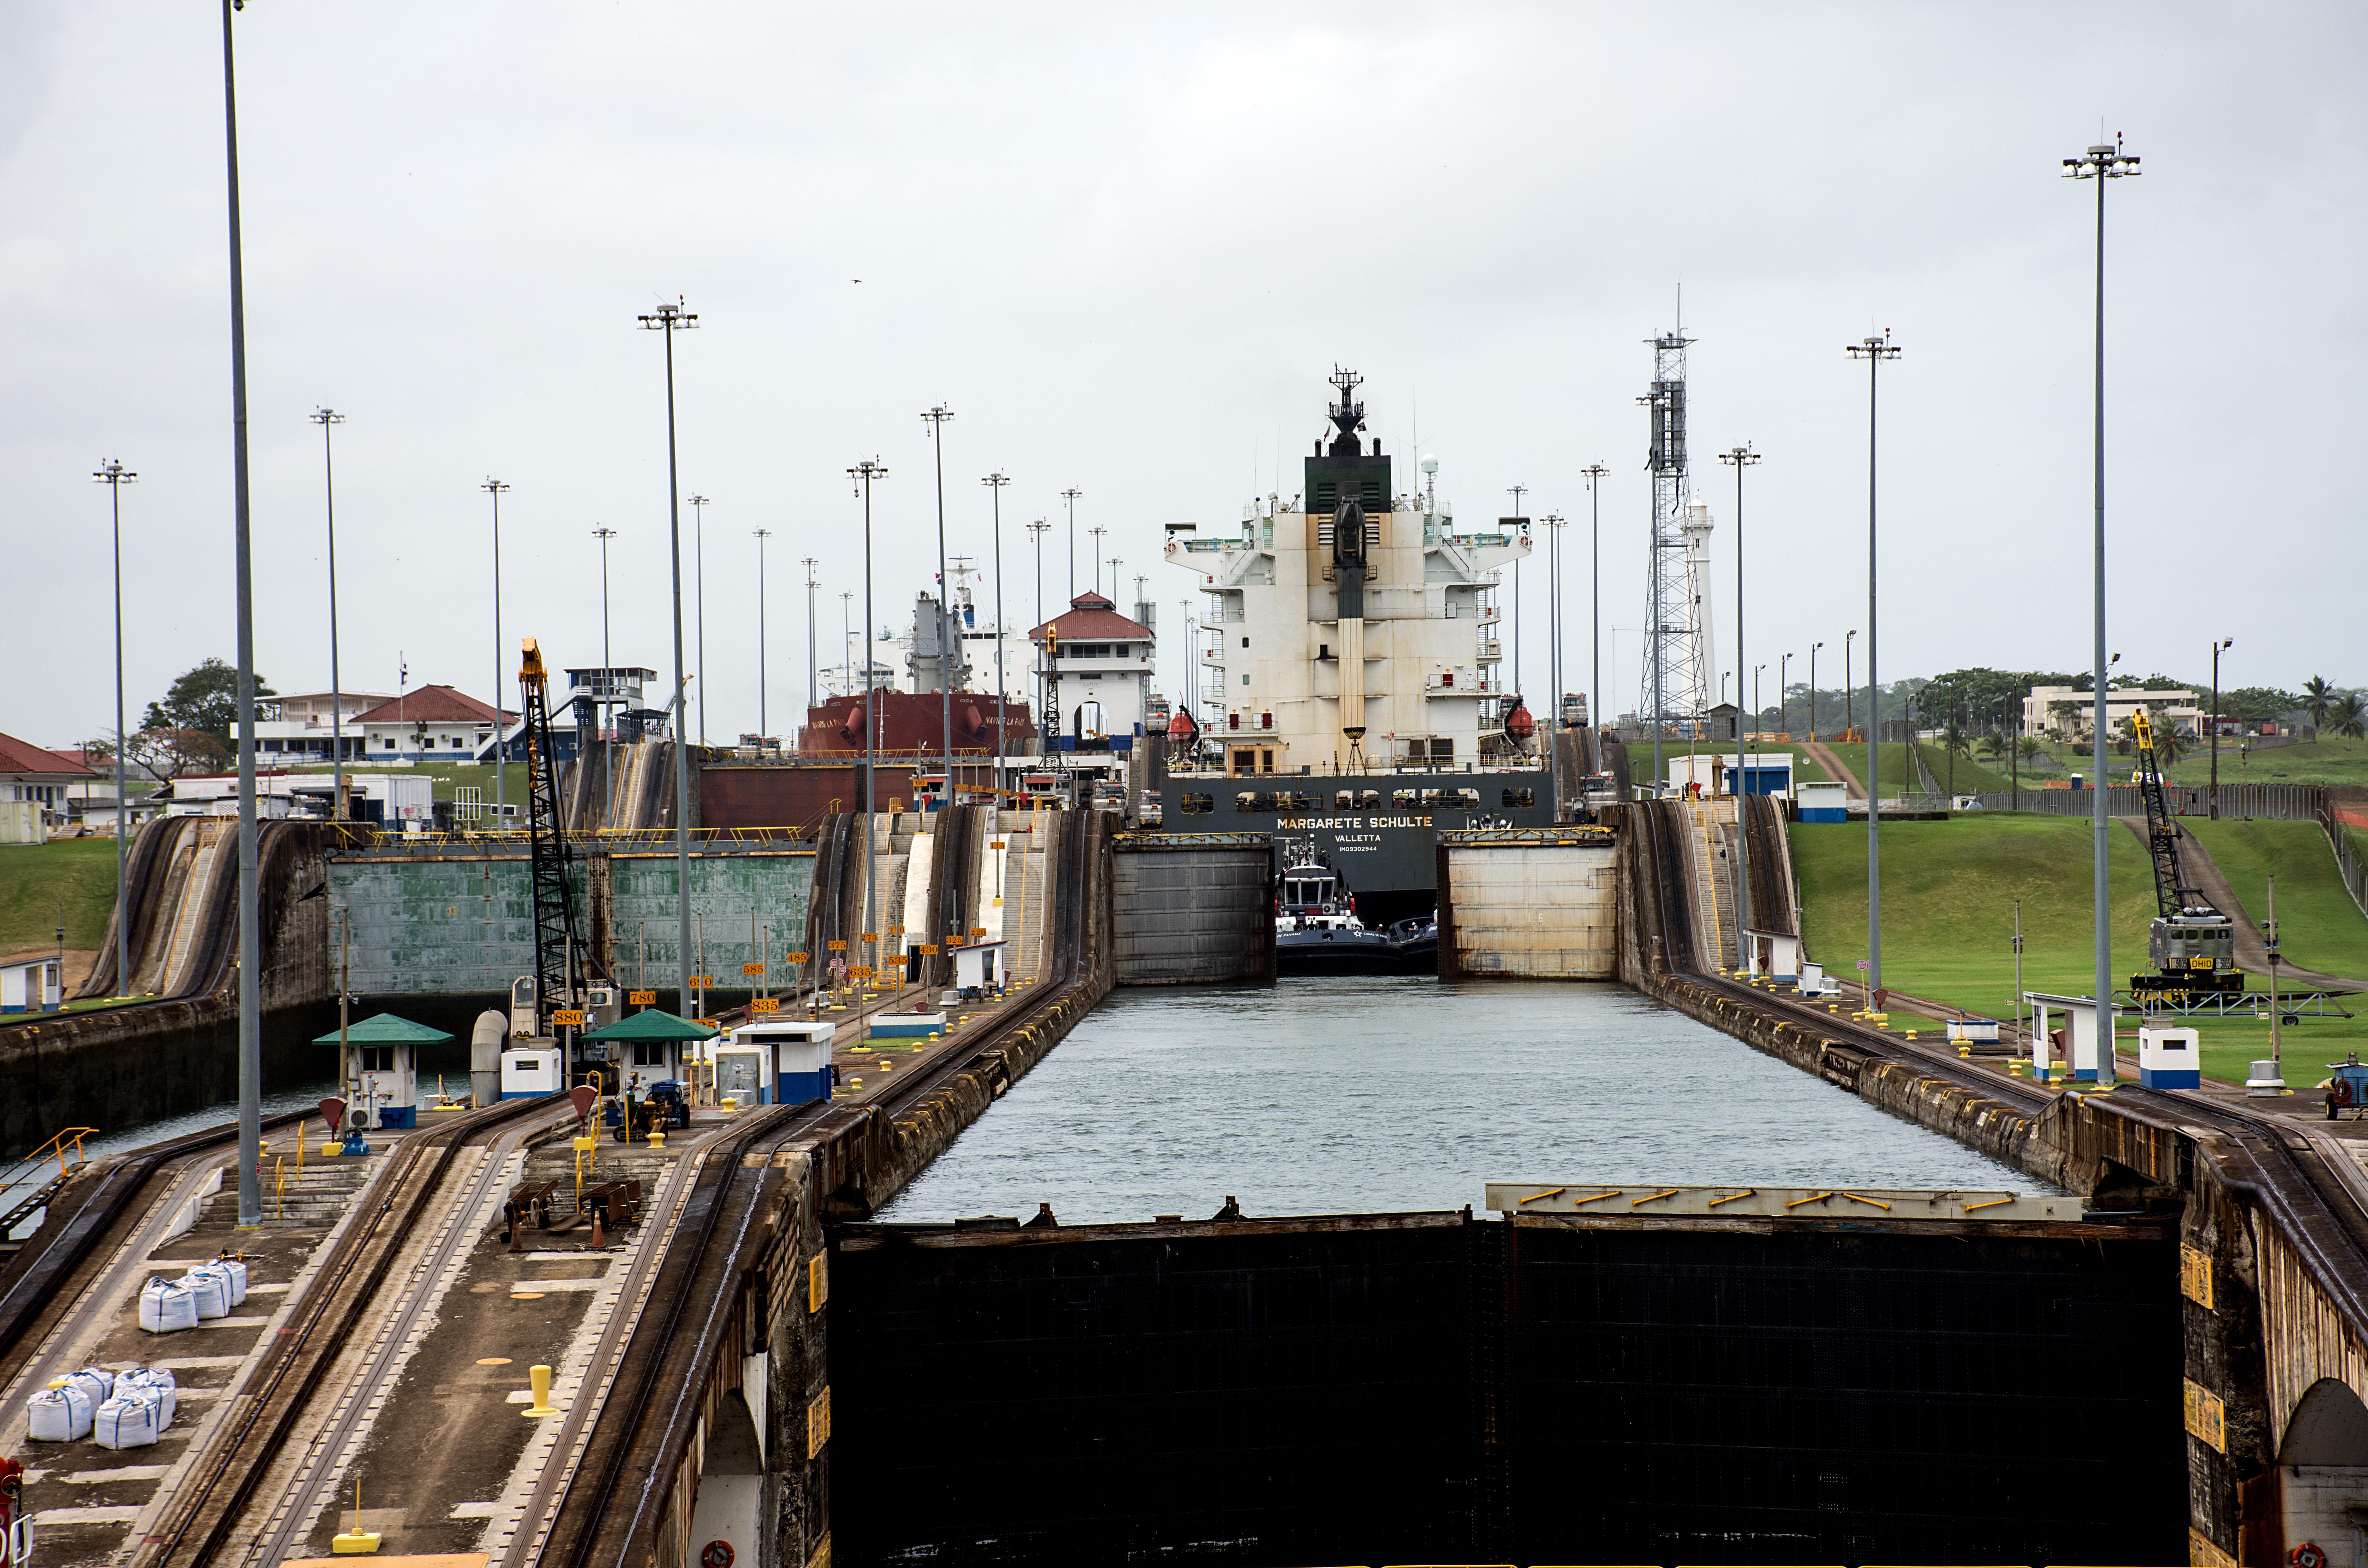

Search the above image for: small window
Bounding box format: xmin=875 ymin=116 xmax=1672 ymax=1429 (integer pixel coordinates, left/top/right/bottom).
xmin=1260 ymin=750 xmax=1275 ymax=775
xmin=633 ymin=1041 xmax=667 ymax=1067
xmin=1501 ymin=787 xmax=1535 ymax=808
xmin=361 ymin=1045 xmax=395 ymax=1073
xmin=1240 ymin=636 xmax=1249 ymax=648
xmin=1430 ymin=738 xmax=1455 ymax=763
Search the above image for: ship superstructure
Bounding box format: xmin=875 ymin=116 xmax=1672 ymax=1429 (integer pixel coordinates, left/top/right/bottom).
xmin=1159 ymin=368 xmax=1553 ymax=922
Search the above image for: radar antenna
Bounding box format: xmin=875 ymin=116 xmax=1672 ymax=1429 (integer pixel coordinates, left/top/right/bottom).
xmin=1327 ymin=366 xmax=1366 ymax=444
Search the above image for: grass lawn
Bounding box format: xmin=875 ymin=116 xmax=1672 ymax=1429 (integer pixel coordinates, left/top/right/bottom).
xmin=2182 ymin=819 xmax=2368 ymax=981
xmin=1790 ymin=812 xmax=2368 ymax=1084
xmin=0 ymin=839 xmax=119 ymax=955
xmin=1914 ymin=742 xmax=2012 ymax=796
xmin=2162 ymin=735 xmax=2368 ymax=788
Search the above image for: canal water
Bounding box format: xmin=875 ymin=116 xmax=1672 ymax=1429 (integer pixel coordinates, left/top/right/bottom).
xmin=882 ymin=978 xmax=2045 ymax=1224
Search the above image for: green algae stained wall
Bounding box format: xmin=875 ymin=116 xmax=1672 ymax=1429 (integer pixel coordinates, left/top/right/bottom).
xmin=328 ymin=851 xmax=815 ymax=995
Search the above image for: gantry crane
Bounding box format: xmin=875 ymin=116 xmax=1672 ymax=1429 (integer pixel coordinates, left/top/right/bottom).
xmin=2128 ymin=708 xmax=2242 ymax=1002
xmin=519 ymin=638 xmax=588 ymax=1039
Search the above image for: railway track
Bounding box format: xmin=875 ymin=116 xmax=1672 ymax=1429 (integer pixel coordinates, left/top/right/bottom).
xmin=533 ymin=805 xmax=1105 ymax=1568
xmin=1632 ymin=797 xmax=2368 ymax=1343
xmin=129 ymin=1090 xmax=570 ymax=1568
xmin=0 ymin=1108 xmax=313 ymax=1399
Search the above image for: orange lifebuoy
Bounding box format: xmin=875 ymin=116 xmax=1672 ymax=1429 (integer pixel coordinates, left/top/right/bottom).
xmin=2292 ymin=1544 xmax=2328 ymax=1568
xmin=2337 ymin=1080 xmax=2356 ymax=1108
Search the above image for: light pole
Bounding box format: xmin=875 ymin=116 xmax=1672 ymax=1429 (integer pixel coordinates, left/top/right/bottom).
xmin=1507 ymin=484 xmax=1528 ymax=701
xmin=1718 ymin=445 xmax=1758 ymax=953
xmin=94 ymin=458 xmax=136 ymax=995
xmin=1846 ymin=331 xmax=1900 ymax=1002
xmin=1582 ymin=465 xmax=1607 ymax=738
xmin=1779 ymin=652 xmax=1792 ymax=739
xmin=2210 ymin=637 xmax=2233 ymax=817
xmin=922 ymin=405 xmax=956 ymax=809
xmin=1028 ymin=519 xmax=1050 ymax=739
xmin=635 ymin=295 xmax=698 ymax=1011
xmin=1545 ymin=509 xmax=1564 ymax=810
xmin=754 ymin=527 xmax=773 ymax=739
xmin=984 ymin=472 xmax=1012 ymax=805
xmin=1845 ymin=630 xmax=1857 ymax=739
xmin=1809 ymin=642 xmax=1824 ymax=743
xmin=803 ymin=557 xmax=820 ymax=712
xmin=221 ymin=0 xmax=262 ymax=1227
xmin=1062 ymin=488 xmax=1082 ymax=600
xmin=838 ymin=591 xmax=853 ymax=694
xmin=1089 ymin=526 xmax=1108 ymax=597
xmin=688 ymin=493 xmax=710 ymax=749
xmin=850 ymin=458 xmax=888 ymax=986
xmin=482 ymin=478 xmax=510 ymax=808
xmin=593 ymin=527 xmax=617 ymax=823
xmin=2066 ymin=133 xmax=2140 ymax=1083
xmin=307 ymin=411 xmax=347 ymax=822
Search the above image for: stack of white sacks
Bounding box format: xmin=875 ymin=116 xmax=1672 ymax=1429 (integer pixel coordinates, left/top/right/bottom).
xmin=139 ymin=1256 xmax=249 ymax=1334
xmin=25 ymin=1366 xmax=180 ymax=1449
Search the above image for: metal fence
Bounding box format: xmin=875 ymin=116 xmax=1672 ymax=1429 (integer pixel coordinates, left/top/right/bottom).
xmin=1969 ymin=783 xmax=2328 ymax=821
xmin=2325 ymin=799 xmax=2368 ymax=917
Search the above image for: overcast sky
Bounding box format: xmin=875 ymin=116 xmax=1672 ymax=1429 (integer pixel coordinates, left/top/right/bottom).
xmin=5 ymin=2 xmax=2363 ymax=747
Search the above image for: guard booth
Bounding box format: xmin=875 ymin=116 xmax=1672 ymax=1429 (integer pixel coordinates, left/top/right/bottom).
xmin=721 ymin=1019 xmax=837 ymax=1106
xmin=579 ymin=1009 xmax=716 ymax=1098
xmin=2025 ymin=993 xmax=2107 ymax=1082
xmin=1741 ymin=929 xmax=1801 ymax=985
xmin=500 ymin=1042 xmax=563 ymax=1100
xmin=952 ymin=939 xmax=1006 ymax=995
xmin=314 ymin=1013 xmax=450 ymax=1128
xmin=0 ymin=956 xmax=62 ymax=1013
xmin=2140 ymin=1019 xmax=2201 ymax=1089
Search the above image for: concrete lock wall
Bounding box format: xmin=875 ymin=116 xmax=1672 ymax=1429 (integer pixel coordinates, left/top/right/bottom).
xmin=1439 ymin=842 xmax=1616 ymax=979
xmin=328 ymin=850 xmax=815 ymax=996
xmin=1111 ymin=841 xmax=1275 ymax=985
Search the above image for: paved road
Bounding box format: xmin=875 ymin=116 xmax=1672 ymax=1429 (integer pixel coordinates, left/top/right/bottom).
xmin=2116 ymin=816 xmax=2366 ymax=993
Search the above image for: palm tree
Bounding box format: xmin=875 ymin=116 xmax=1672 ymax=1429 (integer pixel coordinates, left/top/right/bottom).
xmin=2305 ymin=675 xmax=2337 ymax=729
xmin=2152 ymin=722 xmax=2184 ymax=768
xmin=1978 ymin=731 xmax=2008 ymax=762
xmin=2334 ymin=692 xmax=2368 ymax=741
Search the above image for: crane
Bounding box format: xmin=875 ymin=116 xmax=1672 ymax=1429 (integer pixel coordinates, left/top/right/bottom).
xmin=2128 ymin=708 xmax=2241 ymax=1002
xmin=519 ymin=638 xmax=589 ymax=1043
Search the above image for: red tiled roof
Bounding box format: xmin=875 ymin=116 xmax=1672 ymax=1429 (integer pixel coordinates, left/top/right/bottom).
xmin=46 ymin=745 xmax=109 ymax=771
xmin=347 ymin=686 xmax=516 ymax=726
xmin=1030 ymin=592 xmax=1152 ymax=643
xmin=0 ymin=732 xmax=96 ymax=777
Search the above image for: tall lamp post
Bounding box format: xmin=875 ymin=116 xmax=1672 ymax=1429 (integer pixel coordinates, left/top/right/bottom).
xmin=1061 ymin=488 xmax=1082 ymax=599
xmin=754 ymin=527 xmax=773 ymax=739
xmin=2209 ymin=637 xmax=2233 ymax=817
xmin=1507 ymin=484 xmax=1528 ymax=701
xmin=2066 ymin=133 xmax=2140 ymax=1083
xmin=1088 ymin=526 xmax=1107 ymax=597
xmin=1545 ymin=509 xmax=1564 ymax=808
xmin=922 ymin=405 xmax=956 ymax=808
xmin=1846 ymin=331 xmax=1901 ymax=1003
xmin=220 ymin=0 xmax=262 ymax=1226
xmin=984 ymin=472 xmax=1012 ymax=806
xmin=593 ymin=527 xmax=617 ymax=823
xmin=1779 ymin=652 xmax=1792 ymax=741
xmin=1028 ymin=519 xmax=1050 ymax=739
xmin=94 ymin=458 xmax=136 ymax=995
xmin=688 ymin=494 xmax=710 ymax=748
xmin=1718 ymin=445 xmax=1758 ymax=955
xmin=1844 ymin=630 xmax=1857 ymax=740
xmin=803 ymin=557 xmax=820 ymax=711
xmin=849 ymin=459 xmax=888 ymax=985
xmin=308 ymin=411 xmax=345 ymax=821
xmin=1808 ymin=641 xmax=1824 ymax=743
xmin=1582 ymin=465 xmax=1608 ymax=738
xmin=635 ymin=296 xmax=698 ymax=1011
xmin=482 ymin=478 xmax=510 ymax=810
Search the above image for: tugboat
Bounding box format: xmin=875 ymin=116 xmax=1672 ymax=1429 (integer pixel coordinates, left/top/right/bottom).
xmin=1274 ymin=839 xmax=1399 ymax=976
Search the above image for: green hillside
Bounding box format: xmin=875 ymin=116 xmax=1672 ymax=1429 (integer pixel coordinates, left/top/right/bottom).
xmin=0 ymin=839 xmax=119 ymax=956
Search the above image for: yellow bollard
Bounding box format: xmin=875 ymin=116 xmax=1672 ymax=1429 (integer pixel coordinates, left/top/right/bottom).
xmin=1958 ymin=1044 xmax=1971 ymax=1059
xmin=646 ymin=1131 xmax=666 ymax=1148
xmin=332 ymin=1473 xmax=381 ymax=1553
xmin=522 ymin=1363 xmax=557 ymax=1417
xmin=847 ymin=1077 xmax=864 ymax=1090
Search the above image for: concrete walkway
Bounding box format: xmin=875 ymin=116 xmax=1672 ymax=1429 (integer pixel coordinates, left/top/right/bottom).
xmin=1800 ymin=739 xmax=1866 ymax=800
xmin=2115 ymin=816 xmax=2367 ymax=993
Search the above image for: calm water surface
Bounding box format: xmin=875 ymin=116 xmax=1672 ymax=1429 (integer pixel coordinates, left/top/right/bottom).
xmin=882 ymin=979 xmax=2045 ymax=1223
xmin=4 ymin=1081 xmax=334 ymax=1237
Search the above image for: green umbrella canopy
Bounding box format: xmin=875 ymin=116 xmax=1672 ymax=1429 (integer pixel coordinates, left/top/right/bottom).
xmin=312 ymin=1013 xmax=454 ymax=1047
xmin=579 ymin=1008 xmax=719 ymax=1043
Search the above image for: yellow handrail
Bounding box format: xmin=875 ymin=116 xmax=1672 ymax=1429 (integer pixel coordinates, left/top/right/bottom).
xmin=8 ymin=1127 xmax=97 ymax=1187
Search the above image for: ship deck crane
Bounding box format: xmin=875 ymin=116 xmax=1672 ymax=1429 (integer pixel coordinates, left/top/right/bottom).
xmin=2128 ymin=708 xmax=2241 ymax=1001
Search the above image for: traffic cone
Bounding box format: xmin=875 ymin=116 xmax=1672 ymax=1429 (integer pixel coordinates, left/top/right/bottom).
xmin=591 ymin=1208 xmax=605 ymax=1249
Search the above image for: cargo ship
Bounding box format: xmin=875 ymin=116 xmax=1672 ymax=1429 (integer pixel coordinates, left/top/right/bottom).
xmin=1157 ymin=368 xmax=1554 ymax=926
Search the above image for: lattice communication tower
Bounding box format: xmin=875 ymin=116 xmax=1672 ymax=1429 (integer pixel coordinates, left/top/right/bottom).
xmin=1638 ymin=329 xmax=1704 ymax=733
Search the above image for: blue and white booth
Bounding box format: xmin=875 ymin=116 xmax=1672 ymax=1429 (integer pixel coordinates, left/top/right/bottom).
xmin=2026 ymin=993 xmax=2106 ymax=1082
xmin=1796 ymin=780 xmax=1850 ymax=824
xmin=716 ymin=1020 xmax=836 ymax=1106
xmin=2140 ymin=1019 xmax=2202 ymax=1090
xmin=869 ymin=1011 xmax=946 ymax=1041
xmin=500 ymin=1043 xmax=563 ymax=1100
xmin=952 ymin=939 xmax=1006 ymax=993
xmin=1742 ymin=929 xmax=1799 ymax=986
xmin=0 ymin=956 xmax=62 ymax=1013
xmin=314 ymin=1013 xmax=450 ymax=1128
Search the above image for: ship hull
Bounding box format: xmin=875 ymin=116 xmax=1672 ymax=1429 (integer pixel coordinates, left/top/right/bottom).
xmin=1158 ymin=765 xmax=1553 ymax=926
